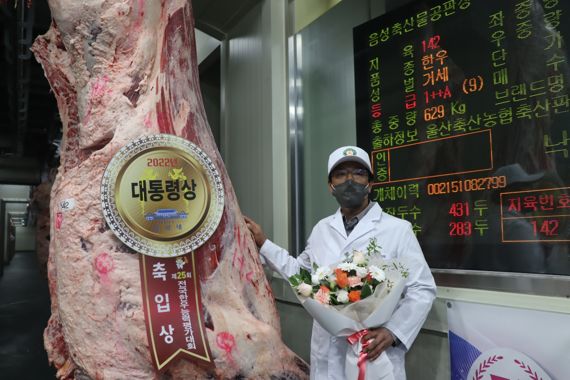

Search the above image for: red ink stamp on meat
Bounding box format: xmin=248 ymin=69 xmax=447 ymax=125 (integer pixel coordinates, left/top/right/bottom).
xmin=55 ymin=212 xmax=63 ymax=230
xmin=216 ymin=331 xmax=236 ymax=364
xmin=95 ymin=253 xmax=114 ymax=274
xmin=144 ymin=112 xmax=152 ymax=128
xmin=91 ymin=75 xmax=110 ymax=98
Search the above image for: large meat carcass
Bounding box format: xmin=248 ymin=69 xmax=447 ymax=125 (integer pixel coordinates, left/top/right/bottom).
xmin=31 ymin=1 xmax=308 ymax=379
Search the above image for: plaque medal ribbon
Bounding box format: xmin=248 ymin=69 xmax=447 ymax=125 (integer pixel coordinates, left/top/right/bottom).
xmin=101 ymin=134 xmax=224 ymax=371
xmin=140 ymin=252 xmax=212 ymax=370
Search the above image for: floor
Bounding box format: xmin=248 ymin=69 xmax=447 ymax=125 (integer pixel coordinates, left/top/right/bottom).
xmin=0 ymin=251 xmax=56 ymax=379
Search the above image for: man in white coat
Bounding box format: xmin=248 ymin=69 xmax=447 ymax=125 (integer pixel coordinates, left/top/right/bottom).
xmin=245 ymin=146 xmax=436 ymax=380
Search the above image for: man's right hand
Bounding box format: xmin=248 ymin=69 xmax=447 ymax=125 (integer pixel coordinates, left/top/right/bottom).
xmin=244 ymin=216 xmax=267 ymax=248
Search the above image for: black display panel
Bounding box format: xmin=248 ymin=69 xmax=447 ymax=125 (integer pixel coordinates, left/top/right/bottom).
xmin=354 ymin=0 xmax=570 ymax=275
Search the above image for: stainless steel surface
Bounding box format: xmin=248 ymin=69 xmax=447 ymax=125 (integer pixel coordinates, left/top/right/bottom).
xmin=433 ymin=269 xmax=570 ymax=298
xmin=221 ymin=0 xmax=291 ymax=248
xmin=219 ymin=38 xmax=229 ymax=160
xmin=288 ymin=33 xmax=305 ymax=255
xmin=292 ymin=0 xmax=370 ymax=239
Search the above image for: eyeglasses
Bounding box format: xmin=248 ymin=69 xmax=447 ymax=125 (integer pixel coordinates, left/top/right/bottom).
xmin=331 ymin=168 xmax=369 ymax=181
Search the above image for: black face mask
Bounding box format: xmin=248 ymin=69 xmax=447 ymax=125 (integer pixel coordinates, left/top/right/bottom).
xmin=331 ymin=180 xmax=369 ymax=209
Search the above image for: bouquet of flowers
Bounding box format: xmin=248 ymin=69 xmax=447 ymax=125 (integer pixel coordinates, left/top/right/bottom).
xmin=288 ymin=238 xmax=409 ymax=380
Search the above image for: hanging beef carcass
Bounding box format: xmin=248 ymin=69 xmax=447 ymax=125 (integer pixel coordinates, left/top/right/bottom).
xmin=31 ymin=1 xmax=308 ymax=379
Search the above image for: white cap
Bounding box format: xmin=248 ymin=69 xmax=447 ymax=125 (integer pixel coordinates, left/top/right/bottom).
xmin=327 ymin=146 xmax=372 ymax=175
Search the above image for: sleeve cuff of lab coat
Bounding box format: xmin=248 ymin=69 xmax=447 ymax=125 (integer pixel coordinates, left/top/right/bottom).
xmin=383 ymin=325 xmax=406 ymax=350
xmin=259 ymin=239 xmax=276 ymax=256
xmin=259 ymin=239 xmax=288 ymax=274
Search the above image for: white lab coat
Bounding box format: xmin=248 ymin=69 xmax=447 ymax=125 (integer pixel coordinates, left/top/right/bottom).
xmin=260 ymin=203 xmax=436 ymax=380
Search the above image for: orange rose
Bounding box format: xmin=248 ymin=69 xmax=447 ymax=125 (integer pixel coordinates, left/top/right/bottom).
xmin=348 ymin=290 xmax=361 ymax=302
xmin=335 ymin=269 xmax=349 ymax=288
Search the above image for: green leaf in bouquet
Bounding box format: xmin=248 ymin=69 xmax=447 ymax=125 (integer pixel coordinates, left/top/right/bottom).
xmin=398 ymin=262 xmax=410 ymax=278
xmin=362 ymin=276 xmax=378 ymax=288
xmin=299 ymin=268 xmax=312 ymax=283
xmin=390 ymin=262 xmax=410 ymax=278
xmin=366 ymin=237 xmax=382 ymax=256
xmin=329 ymin=293 xmax=339 ymax=305
xmin=361 ymin=284 xmax=373 ymax=299
xmin=288 ymin=274 xmax=302 ymax=287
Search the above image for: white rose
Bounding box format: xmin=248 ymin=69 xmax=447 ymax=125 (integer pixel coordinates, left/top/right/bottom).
xmin=297 ymin=283 xmax=313 ymax=297
xmin=311 ymin=274 xmax=320 ymax=285
xmin=338 ymin=262 xmax=357 ymax=272
xmin=355 ymin=266 xmax=368 ymax=278
xmin=352 ymin=250 xmax=367 ymax=265
xmin=369 ymin=265 xmax=386 ymax=282
xmin=336 ymin=289 xmax=349 ymax=303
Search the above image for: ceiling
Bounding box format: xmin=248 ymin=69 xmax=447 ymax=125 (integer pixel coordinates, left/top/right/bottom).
xmin=0 ymin=0 xmax=260 ymax=185
xmin=193 ymin=0 xmax=261 ymax=40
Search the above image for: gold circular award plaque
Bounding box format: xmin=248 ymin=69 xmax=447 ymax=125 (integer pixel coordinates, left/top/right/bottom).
xmin=101 ymin=134 xmax=224 ymax=257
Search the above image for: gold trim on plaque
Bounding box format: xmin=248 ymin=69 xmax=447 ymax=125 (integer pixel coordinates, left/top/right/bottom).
xmin=101 ymin=134 xmax=224 ymax=257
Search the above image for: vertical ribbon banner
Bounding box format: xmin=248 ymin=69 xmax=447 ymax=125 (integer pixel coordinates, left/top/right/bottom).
xmin=101 ymin=134 xmax=225 ymax=372
xmin=140 ymin=253 xmax=212 ymax=371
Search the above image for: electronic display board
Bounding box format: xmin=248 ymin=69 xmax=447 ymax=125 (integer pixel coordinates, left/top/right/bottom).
xmin=354 ymin=0 xmax=570 ymax=275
